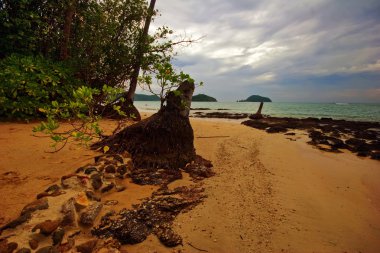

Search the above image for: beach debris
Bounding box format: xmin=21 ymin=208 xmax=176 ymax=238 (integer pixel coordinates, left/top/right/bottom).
xmin=92 ymin=185 xmax=205 ymax=246
xmin=184 ymin=155 xmax=215 ymax=181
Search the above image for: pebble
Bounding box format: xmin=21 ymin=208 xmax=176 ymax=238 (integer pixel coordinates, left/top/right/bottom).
xmin=52 ymin=227 xmax=65 ymax=245
xmin=76 ymin=239 xmax=98 ymax=253
xmin=28 ymin=239 xmax=38 ymax=250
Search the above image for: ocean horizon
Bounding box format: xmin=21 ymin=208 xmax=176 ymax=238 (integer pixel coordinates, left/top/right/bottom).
xmin=135 ymin=101 xmax=380 ymax=122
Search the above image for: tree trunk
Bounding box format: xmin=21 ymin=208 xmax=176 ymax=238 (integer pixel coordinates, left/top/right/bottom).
xmin=126 ymin=0 xmax=156 ymax=101
xmin=249 ymin=102 xmax=264 ymax=120
xmin=60 ymin=0 xmax=76 ymax=60
xmin=121 ymin=0 xmax=156 ymax=120
xmin=93 ymin=81 xmax=196 ymax=169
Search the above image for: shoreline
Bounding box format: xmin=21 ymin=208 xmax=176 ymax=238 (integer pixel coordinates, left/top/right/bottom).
xmin=1 ymin=117 xmax=380 ymax=252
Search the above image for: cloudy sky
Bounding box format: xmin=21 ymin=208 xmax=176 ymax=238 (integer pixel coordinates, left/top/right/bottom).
xmin=142 ymin=0 xmax=380 ymax=102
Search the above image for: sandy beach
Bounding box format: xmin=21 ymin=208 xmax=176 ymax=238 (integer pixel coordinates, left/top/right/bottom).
xmin=1 ymin=114 xmax=380 ymax=253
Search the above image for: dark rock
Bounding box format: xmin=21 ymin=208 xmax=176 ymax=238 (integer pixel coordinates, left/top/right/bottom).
xmin=354 ymin=130 xmax=377 ymax=140
xmin=28 ymin=239 xmax=39 ymax=250
xmin=326 ymin=137 xmax=346 ymax=149
xmin=35 ymin=246 xmax=58 ymax=253
xmin=357 ymin=151 xmax=370 ymax=157
xmin=116 ymin=165 xmax=127 ymax=176
xmin=241 ymin=120 xmax=270 ymax=130
xmin=129 ymin=168 xmax=182 ymax=185
xmin=1 ymin=212 xmax=31 ymax=231
xmin=266 ymin=126 xmax=288 ymax=133
xmin=80 ymin=203 xmax=103 ymax=226
xmin=44 ymin=185 xmax=61 ymax=193
xmin=16 ymin=248 xmax=31 ymax=253
xmin=112 ymin=155 xmax=124 ymax=164
xmin=115 ymin=185 xmax=126 ymax=192
xmin=156 ymin=228 xmax=182 ymax=247
xmin=56 ymin=238 xmax=74 ymax=252
xmin=61 ymin=198 xmax=76 ymax=226
xmin=52 ymin=227 xmax=65 ymax=245
xmin=371 ymin=151 xmax=380 ymax=160
xmin=32 ymin=220 xmax=60 ymax=235
xmin=285 ymin=132 xmax=296 ymax=136
xmin=0 ymin=241 xmax=18 ymax=253
xmin=249 ymin=114 xmax=264 ymax=120
xmin=85 ymin=190 xmax=101 ymax=202
xmin=91 ymin=174 xmax=103 ymax=190
xmin=100 ymin=183 xmax=115 ymax=193
xmin=84 ymin=167 xmax=98 ymax=175
xmin=76 ymin=167 xmax=85 ymax=173
xmin=21 ymin=198 xmax=49 ymax=215
xmin=345 ymin=138 xmax=366 ymax=146
xmin=76 ymin=239 xmax=98 ymax=253
xmin=105 ymin=165 xmax=116 ymax=174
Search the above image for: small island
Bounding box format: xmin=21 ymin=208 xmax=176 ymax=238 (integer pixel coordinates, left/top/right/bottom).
xmin=134 ymin=94 xmax=160 ymax=101
xmin=238 ymin=95 xmax=272 ymax=102
xmin=192 ymin=94 xmax=217 ymax=102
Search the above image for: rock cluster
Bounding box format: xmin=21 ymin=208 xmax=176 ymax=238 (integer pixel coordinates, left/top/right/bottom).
xmin=0 ymin=151 xmax=215 ymax=251
xmin=0 ymin=154 xmax=130 ymax=253
xmin=242 ymin=117 xmax=380 ymax=159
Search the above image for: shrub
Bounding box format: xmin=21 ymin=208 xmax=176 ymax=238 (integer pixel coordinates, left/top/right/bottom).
xmin=0 ymin=54 xmax=80 ymax=120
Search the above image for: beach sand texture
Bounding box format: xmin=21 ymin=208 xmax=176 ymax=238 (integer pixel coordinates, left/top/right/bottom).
xmin=0 ymin=115 xmax=379 ymax=253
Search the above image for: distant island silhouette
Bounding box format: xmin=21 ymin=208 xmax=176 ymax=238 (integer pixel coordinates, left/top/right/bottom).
xmin=134 ymin=93 xmax=217 ymax=102
xmin=238 ymin=95 xmax=272 ymax=102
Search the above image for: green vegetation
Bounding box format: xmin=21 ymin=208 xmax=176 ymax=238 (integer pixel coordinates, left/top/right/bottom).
xmin=238 ymin=95 xmax=272 ymax=102
xmin=0 ymin=0 xmax=199 ymax=150
xmin=192 ymin=94 xmax=217 ymax=102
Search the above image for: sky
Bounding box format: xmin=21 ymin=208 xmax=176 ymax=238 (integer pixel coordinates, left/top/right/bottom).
xmin=139 ymin=0 xmax=380 ymax=103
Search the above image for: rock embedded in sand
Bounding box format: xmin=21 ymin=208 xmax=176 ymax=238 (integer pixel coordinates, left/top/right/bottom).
xmin=116 ymin=165 xmax=127 ymax=176
xmin=85 ymin=190 xmax=101 ymax=202
xmin=104 ymin=165 xmax=116 ymax=174
xmin=74 ymin=192 xmax=90 ymax=210
xmin=52 ymin=227 xmax=65 ymax=245
xmin=1 ymin=212 xmax=31 ymax=231
xmin=91 ymin=174 xmax=103 ymax=190
xmin=80 ymin=203 xmax=103 ymax=226
xmin=0 ymin=240 xmax=18 ymax=253
xmin=76 ymin=239 xmax=98 ymax=253
xmin=16 ymin=248 xmax=31 ymax=253
xmin=100 ymin=183 xmax=115 ymax=193
xmin=61 ymin=198 xmax=76 ymax=226
xmin=32 ymin=220 xmax=60 ymax=236
xmin=28 ymin=239 xmax=38 ymax=250
xmin=21 ymin=198 xmax=49 ymax=215
xmin=156 ymin=228 xmax=183 ymax=247
xmin=35 ymin=246 xmax=59 ymax=253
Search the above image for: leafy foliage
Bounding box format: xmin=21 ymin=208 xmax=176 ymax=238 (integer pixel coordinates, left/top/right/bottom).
xmin=32 ymin=85 xmax=126 ymax=150
xmin=139 ymin=61 xmax=202 ymax=108
xmin=0 ymin=54 xmax=80 ymax=119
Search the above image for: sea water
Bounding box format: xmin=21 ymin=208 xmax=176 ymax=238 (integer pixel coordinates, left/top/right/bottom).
xmin=134 ymin=101 xmax=380 ymax=122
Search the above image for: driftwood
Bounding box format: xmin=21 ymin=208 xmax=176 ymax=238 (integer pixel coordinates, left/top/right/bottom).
xmin=93 ymin=81 xmax=196 ymax=169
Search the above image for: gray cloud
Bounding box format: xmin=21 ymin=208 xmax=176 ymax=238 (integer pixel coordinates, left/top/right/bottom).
xmin=141 ymin=0 xmax=380 ymax=102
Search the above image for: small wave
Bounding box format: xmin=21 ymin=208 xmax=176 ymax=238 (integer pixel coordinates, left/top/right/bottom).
xmin=335 ymin=103 xmax=349 ymax=105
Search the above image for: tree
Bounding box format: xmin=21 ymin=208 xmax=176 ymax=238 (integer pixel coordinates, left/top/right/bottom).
xmin=93 ymin=81 xmax=196 ymax=169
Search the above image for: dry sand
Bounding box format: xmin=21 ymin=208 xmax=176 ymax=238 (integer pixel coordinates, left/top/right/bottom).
xmin=1 ymin=114 xmax=380 ymax=253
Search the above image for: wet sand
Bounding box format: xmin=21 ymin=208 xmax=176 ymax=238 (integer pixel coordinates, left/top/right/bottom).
xmin=1 ymin=115 xmax=379 ymax=252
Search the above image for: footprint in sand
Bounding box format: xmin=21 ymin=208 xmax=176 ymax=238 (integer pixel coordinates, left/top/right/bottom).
xmin=0 ymin=171 xmax=28 ymax=185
